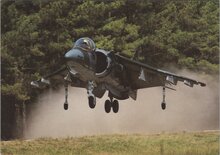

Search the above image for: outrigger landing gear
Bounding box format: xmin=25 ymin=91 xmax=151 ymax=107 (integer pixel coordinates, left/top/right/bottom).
xmin=64 ymin=82 xmax=69 ymax=110
xmin=161 ymin=87 xmax=166 ymax=110
xmin=104 ymin=93 xmax=119 ymax=113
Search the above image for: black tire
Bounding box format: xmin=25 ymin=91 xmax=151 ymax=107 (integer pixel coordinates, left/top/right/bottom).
xmin=161 ymin=102 xmax=166 ymax=110
xmin=105 ymin=100 xmax=111 ymax=113
xmin=88 ymin=96 xmax=96 ymax=109
xmin=64 ymin=103 xmax=68 ymax=110
xmin=112 ymin=100 xmax=119 ymax=113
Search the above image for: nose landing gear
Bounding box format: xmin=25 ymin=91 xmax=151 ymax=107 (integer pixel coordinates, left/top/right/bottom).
xmin=87 ymin=81 xmax=96 ymax=109
xmin=88 ymin=96 xmax=96 ymax=109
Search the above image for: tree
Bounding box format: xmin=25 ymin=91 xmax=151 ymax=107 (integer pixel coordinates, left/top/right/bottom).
xmin=1 ymin=0 xmax=219 ymax=139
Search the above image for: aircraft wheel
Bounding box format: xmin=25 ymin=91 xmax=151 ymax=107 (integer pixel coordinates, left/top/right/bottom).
xmin=88 ymin=96 xmax=96 ymax=109
xmin=64 ymin=103 xmax=68 ymax=110
xmin=112 ymin=100 xmax=119 ymax=113
xmin=105 ymin=100 xmax=111 ymax=113
xmin=161 ymin=102 xmax=166 ymax=110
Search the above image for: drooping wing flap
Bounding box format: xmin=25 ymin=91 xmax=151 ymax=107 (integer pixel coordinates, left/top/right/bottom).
xmin=116 ymin=54 xmax=206 ymax=89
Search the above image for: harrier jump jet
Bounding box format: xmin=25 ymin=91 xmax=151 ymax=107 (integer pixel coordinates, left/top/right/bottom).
xmin=31 ymin=37 xmax=206 ymax=113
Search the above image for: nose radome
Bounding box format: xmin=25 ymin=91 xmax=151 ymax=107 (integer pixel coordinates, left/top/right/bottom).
xmin=64 ymin=48 xmax=84 ymax=61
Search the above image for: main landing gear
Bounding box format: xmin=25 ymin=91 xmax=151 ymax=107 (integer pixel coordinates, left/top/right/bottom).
xmin=105 ymin=94 xmax=119 ymax=113
xmin=161 ymin=87 xmax=166 ymax=110
xmin=63 ymin=80 xmax=97 ymax=110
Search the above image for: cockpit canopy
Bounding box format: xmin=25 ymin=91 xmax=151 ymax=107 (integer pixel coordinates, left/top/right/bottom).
xmin=74 ymin=37 xmax=96 ymax=52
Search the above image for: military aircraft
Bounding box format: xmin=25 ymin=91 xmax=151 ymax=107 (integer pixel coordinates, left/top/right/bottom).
xmin=31 ymin=37 xmax=206 ymax=113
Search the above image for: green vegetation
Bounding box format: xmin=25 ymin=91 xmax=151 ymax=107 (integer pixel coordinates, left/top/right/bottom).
xmin=1 ymin=132 xmax=219 ymax=155
xmin=1 ymin=0 xmax=219 ymax=105
xmin=1 ymin=0 xmax=219 ymax=139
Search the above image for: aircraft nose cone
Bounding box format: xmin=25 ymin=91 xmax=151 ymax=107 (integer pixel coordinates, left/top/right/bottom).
xmin=64 ymin=48 xmax=84 ymax=62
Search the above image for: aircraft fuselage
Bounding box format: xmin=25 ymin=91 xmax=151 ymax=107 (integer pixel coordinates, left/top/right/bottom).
xmin=65 ymin=48 xmax=130 ymax=100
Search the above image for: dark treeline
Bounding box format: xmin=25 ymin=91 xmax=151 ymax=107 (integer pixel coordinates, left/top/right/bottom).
xmin=1 ymin=0 xmax=219 ymax=139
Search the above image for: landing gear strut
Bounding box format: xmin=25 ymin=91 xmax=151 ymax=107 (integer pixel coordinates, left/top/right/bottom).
xmin=104 ymin=93 xmax=119 ymax=113
xmin=87 ymin=81 xmax=96 ymax=109
xmin=64 ymin=82 xmax=68 ymax=110
xmin=161 ymin=87 xmax=166 ymax=110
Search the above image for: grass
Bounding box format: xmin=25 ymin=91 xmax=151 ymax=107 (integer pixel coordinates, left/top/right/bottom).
xmin=1 ymin=131 xmax=219 ymax=155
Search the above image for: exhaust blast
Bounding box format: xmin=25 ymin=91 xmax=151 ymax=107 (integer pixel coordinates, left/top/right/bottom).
xmin=25 ymin=70 xmax=219 ymax=139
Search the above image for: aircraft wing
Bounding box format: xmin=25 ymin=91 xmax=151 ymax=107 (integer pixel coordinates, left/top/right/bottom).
xmin=30 ymin=66 xmax=69 ymax=88
xmin=115 ymin=54 xmax=206 ymax=90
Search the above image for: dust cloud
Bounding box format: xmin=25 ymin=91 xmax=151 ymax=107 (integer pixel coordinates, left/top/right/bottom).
xmin=25 ymin=70 xmax=219 ymax=139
